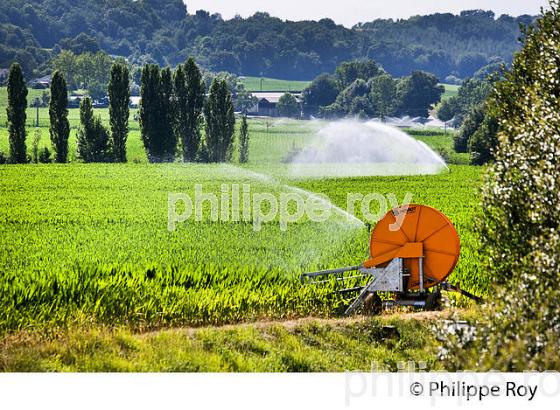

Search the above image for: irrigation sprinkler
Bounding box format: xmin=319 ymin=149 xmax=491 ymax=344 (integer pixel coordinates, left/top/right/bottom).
xmin=301 ymin=204 xmax=480 ymax=314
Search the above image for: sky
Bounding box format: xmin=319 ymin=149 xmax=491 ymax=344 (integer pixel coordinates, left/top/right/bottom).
xmin=184 ymin=0 xmax=548 ymax=27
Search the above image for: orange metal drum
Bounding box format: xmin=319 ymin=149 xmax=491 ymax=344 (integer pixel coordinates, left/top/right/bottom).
xmin=364 ymin=204 xmax=460 ymax=290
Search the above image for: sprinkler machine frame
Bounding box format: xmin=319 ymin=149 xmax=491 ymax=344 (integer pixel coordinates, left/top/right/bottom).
xmin=301 ymin=204 xmax=481 ymax=315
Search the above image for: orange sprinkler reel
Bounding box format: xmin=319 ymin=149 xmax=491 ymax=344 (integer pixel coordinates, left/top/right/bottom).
xmin=302 ymin=204 xmax=479 ymax=314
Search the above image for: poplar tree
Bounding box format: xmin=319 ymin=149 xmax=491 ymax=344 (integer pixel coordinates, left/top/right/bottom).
xmin=108 ymin=62 xmax=130 ymax=162
xmin=140 ymin=64 xmax=159 ymax=162
xmin=159 ymin=66 xmax=176 ymax=161
xmin=6 ymin=63 xmax=28 ymax=163
xmin=49 ymin=70 xmax=70 ymax=163
xmin=140 ymin=64 xmax=176 ymax=162
xmin=174 ymin=57 xmax=205 ymax=161
xmin=238 ymin=113 xmax=249 ymax=163
xmin=204 ymin=79 xmax=235 ymax=162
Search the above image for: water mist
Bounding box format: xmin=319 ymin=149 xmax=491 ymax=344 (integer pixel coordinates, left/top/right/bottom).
xmin=288 ymin=120 xmax=449 ymax=178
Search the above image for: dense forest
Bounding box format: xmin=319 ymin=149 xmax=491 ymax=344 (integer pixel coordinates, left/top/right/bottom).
xmin=0 ymin=0 xmax=534 ymax=80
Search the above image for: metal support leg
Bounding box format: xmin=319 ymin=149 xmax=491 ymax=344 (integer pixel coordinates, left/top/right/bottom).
xmin=418 ymin=257 xmax=424 ymax=292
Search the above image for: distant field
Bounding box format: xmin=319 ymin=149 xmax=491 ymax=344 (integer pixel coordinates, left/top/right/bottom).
xmin=239 ymin=76 xmax=311 ymax=92
xmin=0 ymin=87 xmax=138 ymax=129
xmin=240 ymin=78 xmax=460 ymax=100
xmin=0 ymin=87 xmax=47 ymax=111
xmin=441 ymin=83 xmax=460 ymax=100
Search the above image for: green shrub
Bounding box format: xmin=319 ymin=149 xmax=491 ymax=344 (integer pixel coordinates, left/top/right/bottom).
xmin=468 ymin=113 xmax=498 ymax=165
xmin=38 ymin=147 xmax=52 ymax=163
xmin=76 ymin=97 xmax=111 ymax=162
xmin=453 ymin=103 xmax=484 ymax=153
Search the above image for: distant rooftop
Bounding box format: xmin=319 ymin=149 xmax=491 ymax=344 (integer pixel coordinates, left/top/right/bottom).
xmin=31 ymin=75 xmax=51 ymax=84
xmin=251 ymin=91 xmax=301 ymax=103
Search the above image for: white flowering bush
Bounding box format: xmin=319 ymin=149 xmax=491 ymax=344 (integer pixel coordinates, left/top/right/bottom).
xmin=446 ymin=1 xmax=560 ymax=370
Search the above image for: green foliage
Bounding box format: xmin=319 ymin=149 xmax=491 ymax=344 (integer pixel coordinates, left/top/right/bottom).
xmin=160 ymin=67 xmax=176 ymax=154
xmin=58 ymin=33 xmax=100 ymax=54
xmin=437 ymin=78 xmax=493 ymax=123
xmin=0 ymin=23 xmax=51 ymax=79
xmin=452 ymin=101 xmax=499 ymax=165
xmin=1 ymin=1 xmax=531 ymax=81
xmin=108 ymin=63 xmax=130 ymax=162
xmin=238 ymin=114 xmax=249 ymax=164
xmin=202 ymin=71 xmax=256 ymax=113
xmin=361 ymin=11 xmax=528 ymax=79
xmin=468 ymin=112 xmax=498 ymax=165
xmin=335 ymin=79 xmax=372 ymax=117
xmin=139 ymin=64 xmax=176 ymax=162
xmin=48 ymin=70 xmax=70 ymax=163
xmin=473 ymin=62 xmax=504 ymax=81
xmin=204 ymin=79 xmax=235 ymax=162
xmin=233 ymin=85 xmax=257 ymax=113
xmin=40 ymin=91 xmax=50 ymax=107
xmin=31 ymin=129 xmax=41 ymax=163
xmin=6 ymin=63 xmax=27 ymax=163
xmin=445 ymin=2 xmax=560 ymax=371
xmin=50 ymin=51 xmax=78 ymax=87
xmin=76 ymin=97 xmax=110 ymax=163
xmin=51 ymin=50 xmax=114 ymax=91
xmin=87 ymin=81 xmax=106 ymax=100
xmin=396 ymin=71 xmax=444 ymax=118
xmin=174 ymin=58 xmax=205 ymax=162
xmin=370 ymin=74 xmax=397 ymax=119
xmin=454 ymin=103 xmax=485 ymax=153
xmin=310 ymin=63 xmax=442 ymax=119
xmin=335 ymin=60 xmax=382 ymax=89
xmin=436 ymin=97 xmax=461 ymax=122
xmin=301 ymin=74 xmax=339 ymax=117
xmin=277 ymin=93 xmax=300 ymax=118
xmin=318 ymin=102 xmax=346 ymax=119
xmin=38 ymin=147 xmax=52 ymax=163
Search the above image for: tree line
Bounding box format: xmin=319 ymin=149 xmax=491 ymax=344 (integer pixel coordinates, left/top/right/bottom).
xmin=301 ymin=60 xmax=444 ymax=119
xmin=0 ymin=0 xmax=532 ymax=81
xmin=4 ymin=62 xmax=130 ymax=164
xmin=44 ymin=49 xmax=257 ymax=114
xmin=435 ymin=75 xmax=498 ymax=165
xmin=138 ymin=59 xmax=242 ymax=163
xmin=3 ymin=58 xmax=250 ymax=165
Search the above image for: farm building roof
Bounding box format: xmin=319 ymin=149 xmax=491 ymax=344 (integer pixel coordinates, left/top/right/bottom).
xmin=250 ymin=92 xmax=301 ymax=103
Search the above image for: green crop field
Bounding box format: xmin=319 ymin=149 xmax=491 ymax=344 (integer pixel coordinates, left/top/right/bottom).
xmin=239 ymin=76 xmax=311 ymax=92
xmin=0 ymin=101 xmax=484 ymax=370
xmin=0 ymin=161 xmax=482 ymax=330
xmin=0 ymin=117 xmax=484 ymax=331
xmin=441 ymin=83 xmax=460 ymax=100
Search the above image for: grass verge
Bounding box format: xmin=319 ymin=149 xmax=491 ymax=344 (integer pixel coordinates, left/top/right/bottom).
xmin=0 ymin=313 xmax=443 ymax=372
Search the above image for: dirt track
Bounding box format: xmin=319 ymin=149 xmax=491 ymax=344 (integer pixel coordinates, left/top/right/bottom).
xmin=140 ymin=309 xmax=451 ymax=338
